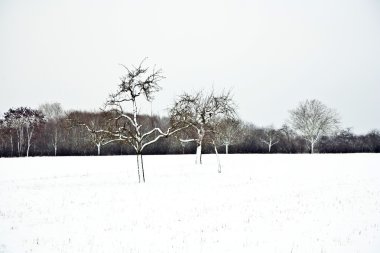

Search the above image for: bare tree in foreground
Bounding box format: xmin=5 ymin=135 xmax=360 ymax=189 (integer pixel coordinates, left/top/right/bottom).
xmin=103 ymin=60 xmax=185 ymax=183
xmin=289 ymin=99 xmax=340 ymax=153
xmin=170 ymin=90 xmax=236 ymax=172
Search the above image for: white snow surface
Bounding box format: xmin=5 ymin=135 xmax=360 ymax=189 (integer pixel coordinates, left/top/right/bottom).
xmin=0 ymin=154 xmax=380 ymax=253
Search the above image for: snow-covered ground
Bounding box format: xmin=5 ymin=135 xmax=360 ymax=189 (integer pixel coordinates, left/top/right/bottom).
xmin=0 ymin=154 xmax=379 ymax=253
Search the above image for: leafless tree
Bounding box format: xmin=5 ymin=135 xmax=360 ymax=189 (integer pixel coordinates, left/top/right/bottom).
xmin=67 ymin=111 xmax=119 ymax=156
xmin=39 ymin=103 xmax=64 ymax=120
xmin=3 ymin=107 xmax=45 ymax=157
xmin=169 ymin=90 xmax=236 ymax=172
xmin=260 ymin=126 xmax=280 ymax=153
xmin=215 ymin=118 xmax=244 ymax=154
xmin=289 ymin=99 xmax=340 ymax=153
xmin=39 ymin=103 xmax=64 ymax=156
xmin=103 ymin=60 xmax=185 ymax=183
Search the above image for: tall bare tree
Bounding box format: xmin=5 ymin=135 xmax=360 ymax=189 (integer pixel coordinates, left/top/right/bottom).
xmin=39 ymin=103 xmax=64 ymax=156
xmin=289 ymin=99 xmax=340 ymax=153
xmin=170 ymin=90 xmax=236 ymax=171
xmin=103 ymin=60 xmax=185 ymax=182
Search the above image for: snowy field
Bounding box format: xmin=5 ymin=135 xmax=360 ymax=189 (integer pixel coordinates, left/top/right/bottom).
xmin=0 ymin=154 xmax=380 ymax=253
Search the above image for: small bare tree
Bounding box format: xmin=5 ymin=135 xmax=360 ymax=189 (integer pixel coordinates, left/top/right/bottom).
xmin=169 ymin=90 xmax=236 ymax=172
xmin=67 ymin=111 xmax=118 ymax=156
xmin=214 ymin=118 xmax=244 ymax=154
xmin=103 ymin=60 xmax=185 ymax=183
xmin=289 ymin=99 xmax=340 ymax=153
xmin=260 ymin=126 xmax=280 ymax=153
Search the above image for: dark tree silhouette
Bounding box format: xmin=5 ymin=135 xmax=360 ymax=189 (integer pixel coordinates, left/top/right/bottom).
xmin=3 ymin=107 xmax=45 ymax=157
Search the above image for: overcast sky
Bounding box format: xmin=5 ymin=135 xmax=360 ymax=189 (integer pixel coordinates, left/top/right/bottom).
xmin=1 ymin=0 xmax=379 ymax=133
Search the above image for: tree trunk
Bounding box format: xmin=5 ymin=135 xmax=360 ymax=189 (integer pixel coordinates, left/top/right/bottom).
xmin=97 ymin=144 xmax=101 ymax=156
xmin=225 ymin=144 xmax=229 ymax=154
xmin=195 ymin=142 xmax=202 ymax=164
xmin=136 ymin=152 xmax=145 ymax=183
xmin=140 ymin=154 xmax=145 ymax=183
xmin=54 ymin=128 xmax=58 ymax=156
xmin=17 ymin=127 xmax=23 ymax=157
xmin=26 ymin=127 xmax=33 ymax=157
xmin=26 ymin=135 xmax=30 ymax=157
xmin=10 ymin=135 xmax=13 ymax=157
xmin=136 ymin=153 xmax=141 ymax=183
xmin=195 ymin=129 xmax=204 ymax=164
xmin=17 ymin=141 xmax=20 ymax=156
xmin=311 ymin=141 xmax=314 ymax=154
xmin=268 ymin=144 xmax=271 ymax=153
xmin=214 ymin=142 xmax=221 ymax=173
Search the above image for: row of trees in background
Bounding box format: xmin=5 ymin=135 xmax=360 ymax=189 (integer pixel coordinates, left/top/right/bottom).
xmin=1 ymin=104 xmax=379 ymax=157
xmin=1 ymin=61 xmax=379 ymax=176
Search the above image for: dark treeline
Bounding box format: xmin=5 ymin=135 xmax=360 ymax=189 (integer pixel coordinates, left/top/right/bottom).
xmin=233 ymin=126 xmax=380 ymax=154
xmin=0 ymin=107 xmax=379 ymax=157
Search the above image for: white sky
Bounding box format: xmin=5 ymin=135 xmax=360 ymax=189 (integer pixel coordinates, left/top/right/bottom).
xmin=1 ymin=0 xmax=379 ymax=134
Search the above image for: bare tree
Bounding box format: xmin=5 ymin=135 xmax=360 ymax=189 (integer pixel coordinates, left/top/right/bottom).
xmin=169 ymin=90 xmax=236 ymax=171
xmin=39 ymin=103 xmax=64 ymax=156
xmin=39 ymin=103 xmax=64 ymax=120
xmin=215 ymin=118 xmax=244 ymax=154
xmin=260 ymin=126 xmax=280 ymax=153
xmin=103 ymin=60 xmax=185 ymax=183
xmin=3 ymin=107 xmax=45 ymax=157
xmin=289 ymin=99 xmax=340 ymax=153
xmin=67 ymin=111 xmax=118 ymax=156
